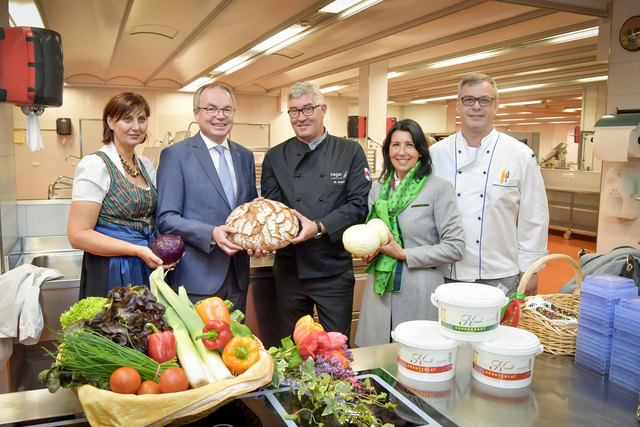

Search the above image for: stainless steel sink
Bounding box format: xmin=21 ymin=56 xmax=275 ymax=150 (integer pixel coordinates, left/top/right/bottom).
xmin=30 ymin=253 xmax=83 ymax=279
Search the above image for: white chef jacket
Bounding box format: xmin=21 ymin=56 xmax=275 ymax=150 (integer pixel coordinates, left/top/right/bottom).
xmin=430 ymin=128 xmax=549 ymax=280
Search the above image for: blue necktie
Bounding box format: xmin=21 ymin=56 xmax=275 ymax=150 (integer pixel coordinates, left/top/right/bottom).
xmin=213 ymin=145 xmax=235 ymax=207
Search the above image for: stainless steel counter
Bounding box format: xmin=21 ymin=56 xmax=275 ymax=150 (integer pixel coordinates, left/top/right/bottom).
xmin=2 ymin=343 xmax=637 ymax=426
xmin=351 ymin=343 xmax=639 ymax=426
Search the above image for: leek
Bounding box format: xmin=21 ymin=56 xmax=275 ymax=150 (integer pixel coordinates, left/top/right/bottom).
xmin=163 ymin=307 xmax=214 ymax=388
xmin=150 ymin=268 xmax=233 ymax=381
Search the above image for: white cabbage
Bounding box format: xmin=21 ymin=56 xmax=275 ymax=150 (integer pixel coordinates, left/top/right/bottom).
xmin=366 ymin=218 xmax=390 ymax=245
xmin=342 ymin=224 xmax=380 ymax=257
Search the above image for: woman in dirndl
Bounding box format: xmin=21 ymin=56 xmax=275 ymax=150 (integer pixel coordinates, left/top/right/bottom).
xmin=68 ymin=92 xmax=167 ymax=298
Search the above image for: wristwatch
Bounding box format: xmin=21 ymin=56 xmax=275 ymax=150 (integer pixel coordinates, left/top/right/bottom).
xmin=313 ymin=220 xmax=323 ymax=239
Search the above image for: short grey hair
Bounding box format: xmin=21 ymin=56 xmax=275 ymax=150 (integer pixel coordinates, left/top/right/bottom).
xmin=287 ymin=81 xmax=325 ymax=105
xmin=457 ymin=73 xmax=499 ymax=100
xmin=193 ymin=82 xmax=236 ymax=110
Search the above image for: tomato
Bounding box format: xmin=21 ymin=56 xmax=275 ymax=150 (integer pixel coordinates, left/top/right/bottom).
xmin=137 ymin=380 xmax=161 ymax=395
xmin=158 ymin=367 xmax=189 ymax=393
xmin=109 ymin=366 xmax=141 ymax=394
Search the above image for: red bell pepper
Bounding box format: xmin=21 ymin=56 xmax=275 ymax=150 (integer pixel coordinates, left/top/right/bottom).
xmin=195 ymin=319 xmax=233 ymax=350
xmin=145 ymin=323 xmax=176 ymax=363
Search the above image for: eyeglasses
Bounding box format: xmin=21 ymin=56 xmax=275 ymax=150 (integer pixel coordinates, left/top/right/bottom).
xmin=459 ymin=96 xmax=495 ymax=107
xmin=197 ymin=106 xmax=235 ymax=116
xmin=287 ymin=104 xmax=321 ymax=118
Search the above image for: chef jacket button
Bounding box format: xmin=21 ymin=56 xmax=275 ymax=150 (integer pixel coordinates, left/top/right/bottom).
xmin=480 ymin=194 xmax=483 ymax=198
xmin=476 ymin=240 xmax=480 ymax=243
xmin=483 ymin=171 xmax=487 ymax=174
xmin=319 ymin=196 xmax=323 ymax=201
xmin=457 ymin=193 xmax=461 ymax=197
xmin=486 ymin=150 xmax=490 ymax=153
xmin=477 ymin=216 xmax=481 ymax=220
xmin=458 ymin=150 xmax=462 ymax=154
xmin=320 ymin=172 xmax=324 ymax=177
xmin=296 ymin=173 xmax=301 ymax=178
xmin=457 ymin=170 xmax=462 ymax=174
xmin=296 ymin=197 xmax=301 ymax=201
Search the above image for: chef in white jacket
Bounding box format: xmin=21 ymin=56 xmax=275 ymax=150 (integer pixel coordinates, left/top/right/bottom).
xmin=430 ymin=72 xmax=548 ymax=296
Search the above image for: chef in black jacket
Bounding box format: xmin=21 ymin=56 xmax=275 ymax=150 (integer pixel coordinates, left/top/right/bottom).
xmin=261 ymin=81 xmax=371 ymax=339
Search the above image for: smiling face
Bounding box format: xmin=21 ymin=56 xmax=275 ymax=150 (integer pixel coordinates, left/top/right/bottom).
xmin=456 ymin=81 xmax=499 ymax=140
xmin=389 ymin=130 xmax=420 ymax=181
xmin=288 ymin=92 xmax=327 ymax=144
xmin=194 ymin=86 xmax=235 ymax=143
xmin=107 ymin=108 xmax=148 ymax=151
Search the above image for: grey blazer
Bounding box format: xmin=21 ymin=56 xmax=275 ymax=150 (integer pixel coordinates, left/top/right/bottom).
xmin=355 ymin=175 xmax=465 ymax=347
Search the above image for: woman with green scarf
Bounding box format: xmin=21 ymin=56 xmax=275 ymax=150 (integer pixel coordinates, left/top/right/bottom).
xmin=354 ymin=119 xmax=465 ymax=347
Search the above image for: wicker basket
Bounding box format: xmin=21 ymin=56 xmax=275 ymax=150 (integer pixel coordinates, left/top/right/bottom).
xmin=502 ymin=253 xmax=584 ymax=356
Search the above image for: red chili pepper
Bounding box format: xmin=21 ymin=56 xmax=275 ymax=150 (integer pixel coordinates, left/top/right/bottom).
xmin=195 ymin=319 xmax=233 ymax=351
xmin=146 ymin=323 xmax=176 ymax=363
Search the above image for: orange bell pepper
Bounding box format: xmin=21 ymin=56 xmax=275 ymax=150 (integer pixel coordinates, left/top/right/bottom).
xmin=222 ymin=336 xmax=260 ymax=375
xmin=292 ymin=315 xmax=324 ymax=345
xmin=195 ymin=296 xmax=230 ymax=324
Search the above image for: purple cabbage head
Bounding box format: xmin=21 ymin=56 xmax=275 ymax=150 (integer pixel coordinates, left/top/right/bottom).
xmin=150 ymin=234 xmax=184 ymax=264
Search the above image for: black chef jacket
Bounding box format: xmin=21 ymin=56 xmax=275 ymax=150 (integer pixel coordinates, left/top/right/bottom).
xmin=261 ymin=133 xmax=371 ymax=279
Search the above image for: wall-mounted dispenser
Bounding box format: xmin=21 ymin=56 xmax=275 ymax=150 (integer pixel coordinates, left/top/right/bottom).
xmin=56 ymin=118 xmax=71 ymax=135
xmin=593 ymin=111 xmax=640 ymax=162
xmin=602 ymin=165 xmax=640 ymax=220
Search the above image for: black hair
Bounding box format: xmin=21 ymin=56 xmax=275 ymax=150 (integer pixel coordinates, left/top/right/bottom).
xmin=379 ymin=119 xmax=433 ymax=181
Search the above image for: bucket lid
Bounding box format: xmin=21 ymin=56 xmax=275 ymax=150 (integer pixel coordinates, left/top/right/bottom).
xmin=433 ymin=282 xmax=507 ymax=307
xmin=392 ymin=320 xmax=459 ymax=350
xmin=473 ymin=326 xmax=543 ymax=356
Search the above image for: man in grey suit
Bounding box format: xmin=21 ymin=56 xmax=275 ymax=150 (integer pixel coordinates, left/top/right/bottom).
xmin=156 ymin=83 xmax=261 ymax=311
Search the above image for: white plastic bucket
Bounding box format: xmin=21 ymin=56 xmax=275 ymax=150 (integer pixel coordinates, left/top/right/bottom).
xmin=472 ymin=326 xmax=544 ymax=388
xmin=391 ymin=320 xmax=459 ymax=382
xmin=430 ymin=282 xmax=508 ymax=342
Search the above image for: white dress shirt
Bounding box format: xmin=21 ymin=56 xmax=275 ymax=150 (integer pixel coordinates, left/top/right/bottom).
xmin=429 ymin=128 xmax=549 ymax=280
xmin=201 ymin=132 xmax=238 ymax=196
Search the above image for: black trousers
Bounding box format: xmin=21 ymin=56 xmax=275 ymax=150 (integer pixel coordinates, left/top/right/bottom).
xmin=273 ymin=259 xmax=355 ymax=340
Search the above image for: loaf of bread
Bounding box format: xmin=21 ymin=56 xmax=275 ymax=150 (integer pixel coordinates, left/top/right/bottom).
xmin=225 ymin=199 xmax=299 ymax=251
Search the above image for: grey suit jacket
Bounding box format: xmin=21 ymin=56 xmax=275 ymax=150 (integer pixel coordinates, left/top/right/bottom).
xmin=155 ymin=133 xmax=258 ymax=295
xmin=355 ymin=175 xmax=465 ymax=347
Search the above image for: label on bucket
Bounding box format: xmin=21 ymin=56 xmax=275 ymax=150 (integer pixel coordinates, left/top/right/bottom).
xmin=472 ymin=349 xmax=533 ymax=381
xmin=440 ymin=305 xmax=500 ymax=332
xmin=397 ymin=347 xmax=454 ymax=374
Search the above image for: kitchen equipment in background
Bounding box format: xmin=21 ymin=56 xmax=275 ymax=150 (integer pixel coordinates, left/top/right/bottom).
xmin=141 ymin=131 xmax=172 ymax=170
xmin=47 ymin=176 xmax=73 ymax=199
xmin=578 ymin=130 xmax=600 ymax=171
xmin=540 ymin=142 xmax=569 ymax=168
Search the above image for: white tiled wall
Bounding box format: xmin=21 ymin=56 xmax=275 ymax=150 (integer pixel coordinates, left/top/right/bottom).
xmin=17 ymin=201 xmax=71 ymax=237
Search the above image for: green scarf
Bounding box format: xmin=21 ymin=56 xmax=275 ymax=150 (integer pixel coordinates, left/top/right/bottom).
xmin=365 ymin=161 xmax=428 ymax=295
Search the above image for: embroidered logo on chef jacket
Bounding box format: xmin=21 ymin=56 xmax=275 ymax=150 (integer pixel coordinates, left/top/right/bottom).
xmin=499 ymin=169 xmax=511 ymax=184
xmin=364 ymin=167 xmax=371 ymax=181
xmin=330 ymin=170 xmax=348 ymax=184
